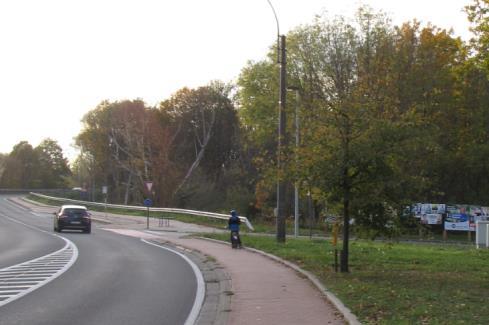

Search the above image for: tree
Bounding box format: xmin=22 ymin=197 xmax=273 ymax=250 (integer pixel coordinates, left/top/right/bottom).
xmin=0 ymin=153 xmax=6 ymax=183
xmin=159 ymin=82 xmax=239 ymax=201
xmin=236 ymin=59 xmax=280 ymax=213
xmin=35 ymin=139 xmax=71 ymax=188
xmin=76 ymin=101 xmax=115 ymax=201
xmin=0 ymin=141 xmax=39 ymax=188
xmin=76 ymin=99 xmax=165 ymax=204
xmin=466 ymin=0 xmax=489 ymax=72
xmin=236 ymin=6 xmax=471 ymax=271
xmin=75 ymin=83 xmax=239 ymax=208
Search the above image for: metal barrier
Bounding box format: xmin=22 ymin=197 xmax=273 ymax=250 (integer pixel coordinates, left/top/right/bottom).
xmin=29 ymin=192 xmax=254 ymax=231
xmin=158 ymin=216 xmax=173 ymax=227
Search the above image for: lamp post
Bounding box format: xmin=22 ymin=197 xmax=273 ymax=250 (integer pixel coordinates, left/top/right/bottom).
xmin=266 ymin=0 xmax=287 ymax=243
xmin=288 ymin=86 xmax=300 ymax=237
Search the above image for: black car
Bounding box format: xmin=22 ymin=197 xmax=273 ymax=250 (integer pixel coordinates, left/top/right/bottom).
xmin=53 ymin=205 xmax=91 ymax=233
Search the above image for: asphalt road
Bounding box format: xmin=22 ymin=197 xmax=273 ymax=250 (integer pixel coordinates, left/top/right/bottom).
xmin=0 ymin=196 xmax=199 ymax=325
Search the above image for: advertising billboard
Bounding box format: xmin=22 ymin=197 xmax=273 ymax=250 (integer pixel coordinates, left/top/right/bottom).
xmin=414 ymin=203 xmax=445 ymax=225
xmin=444 ymin=205 xmax=489 ymax=232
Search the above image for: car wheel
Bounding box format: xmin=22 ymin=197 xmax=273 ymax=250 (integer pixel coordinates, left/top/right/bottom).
xmin=83 ymin=227 xmax=91 ymax=234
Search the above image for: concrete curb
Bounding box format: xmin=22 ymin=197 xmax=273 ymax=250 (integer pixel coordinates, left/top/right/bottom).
xmin=198 ymin=237 xmax=361 ymax=325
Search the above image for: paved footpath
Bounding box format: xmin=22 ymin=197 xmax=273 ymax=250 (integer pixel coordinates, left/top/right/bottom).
xmin=9 ymin=197 xmax=355 ymax=325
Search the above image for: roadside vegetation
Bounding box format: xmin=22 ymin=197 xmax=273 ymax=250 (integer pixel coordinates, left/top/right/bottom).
xmin=28 ymin=193 xmax=478 ymax=243
xmin=204 ymin=232 xmax=489 ymax=324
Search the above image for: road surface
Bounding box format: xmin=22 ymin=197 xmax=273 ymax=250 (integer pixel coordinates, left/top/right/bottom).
xmin=0 ymin=195 xmax=200 ymax=325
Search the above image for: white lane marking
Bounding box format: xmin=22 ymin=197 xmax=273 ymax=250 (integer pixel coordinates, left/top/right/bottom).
xmin=141 ymin=239 xmax=205 ymax=325
xmin=0 ymin=213 xmax=79 ymax=307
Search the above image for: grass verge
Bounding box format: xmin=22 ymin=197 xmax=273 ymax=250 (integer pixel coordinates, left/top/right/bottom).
xmin=203 ymin=233 xmax=489 ymax=324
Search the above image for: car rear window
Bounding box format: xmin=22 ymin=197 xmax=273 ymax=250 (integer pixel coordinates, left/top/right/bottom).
xmin=63 ymin=208 xmax=88 ymax=217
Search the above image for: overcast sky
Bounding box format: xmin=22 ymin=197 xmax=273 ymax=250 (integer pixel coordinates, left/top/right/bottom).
xmin=0 ymin=0 xmax=473 ymax=160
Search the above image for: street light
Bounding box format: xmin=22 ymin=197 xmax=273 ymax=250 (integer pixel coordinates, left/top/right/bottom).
xmin=288 ymin=86 xmax=300 ymax=237
xmin=266 ymin=0 xmax=287 ymax=243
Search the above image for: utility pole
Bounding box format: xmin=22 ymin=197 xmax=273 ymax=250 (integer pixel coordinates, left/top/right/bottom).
xmin=266 ymin=0 xmax=286 ymax=243
xmin=294 ymin=89 xmax=299 ymax=237
xmin=287 ymin=86 xmax=300 ymax=237
xmin=276 ymin=34 xmax=287 ymax=243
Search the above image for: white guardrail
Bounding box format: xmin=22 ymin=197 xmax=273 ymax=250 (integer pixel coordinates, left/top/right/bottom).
xmin=30 ymin=192 xmax=254 ymax=231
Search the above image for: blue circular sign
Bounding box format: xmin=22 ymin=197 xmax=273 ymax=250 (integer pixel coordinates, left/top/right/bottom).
xmin=144 ymin=198 xmax=153 ymax=207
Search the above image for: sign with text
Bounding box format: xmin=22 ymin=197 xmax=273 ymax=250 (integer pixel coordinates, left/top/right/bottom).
xmin=445 ymin=213 xmax=471 ymax=231
xmin=445 ymin=205 xmax=489 ymax=232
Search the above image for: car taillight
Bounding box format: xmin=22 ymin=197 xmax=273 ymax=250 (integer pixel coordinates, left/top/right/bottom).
xmin=58 ymin=214 xmax=67 ymax=219
xmin=82 ymin=215 xmax=90 ymax=220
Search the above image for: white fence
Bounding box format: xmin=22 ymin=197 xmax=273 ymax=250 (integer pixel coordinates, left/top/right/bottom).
xmin=476 ymin=221 xmax=489 ymax=248
xmin=30 ymin=192 xmax=254 ymax=231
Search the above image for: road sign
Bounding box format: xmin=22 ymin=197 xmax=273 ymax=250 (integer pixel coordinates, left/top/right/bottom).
xmin=143 ymin=198 xmax=152 ymax=230
xmin=102 ymin=186 xmax=108 ymax=194
xmin=145 ymin=181 xmax=153 ymax=193
xmin=144 ymin=198 xmax=153 ymax=207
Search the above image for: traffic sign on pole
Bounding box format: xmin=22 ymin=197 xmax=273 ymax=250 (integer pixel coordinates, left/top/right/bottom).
xmin=145 ymin=181 xmax=153 ymax=193
xmin=144 ymin=198 xmax=153 ymax=207
xmin=144 ymin=198 xmax=152 ymax=230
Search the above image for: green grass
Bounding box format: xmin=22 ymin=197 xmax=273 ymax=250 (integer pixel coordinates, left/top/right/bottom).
xmin=203 ymin=233 xmax=489 ymax=324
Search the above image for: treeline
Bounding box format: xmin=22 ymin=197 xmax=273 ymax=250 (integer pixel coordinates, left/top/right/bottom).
xmin=237 ymin=5 xmax=489 ymax=235
xmin=2 ymin=3 xmax=489 ymax=236
xmin=72 ymin=82 xmax=245 ymax=210
xmin=0 ymin=139 xmax=70 ymax=189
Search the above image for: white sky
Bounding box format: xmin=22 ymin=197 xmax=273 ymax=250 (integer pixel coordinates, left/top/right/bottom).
xmin=0 ymin=0 xmax=473 ymax=161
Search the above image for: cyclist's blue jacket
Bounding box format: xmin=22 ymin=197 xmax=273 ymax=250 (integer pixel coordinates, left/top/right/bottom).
xmin=228 ymin=215 xmax=241 ymax=232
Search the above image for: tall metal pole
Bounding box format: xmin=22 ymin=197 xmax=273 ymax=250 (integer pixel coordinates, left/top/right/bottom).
xmin=308 ymin=189 xmax=313 ymax=239
xmin=276 ymin=34 xmax=287 ymax=243
xmin=294 ymin=89 xmax=299 ymax=237
xmin=266 ymin=0 xmax=280 ymax=63
xmin=288 ymin=87 xmax=300 ymax=237
xmin=266 ymin=0 xmax=287 ymax=243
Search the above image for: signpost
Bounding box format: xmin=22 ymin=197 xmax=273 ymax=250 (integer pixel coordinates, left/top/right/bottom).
xmin=144 ymin=181 xmax=154 ymax=229
xmin=144 ymin=198 xmax=153 ymax=229
xmin=102 ymin=186 xmax=108 ymax=217
xmin=145 ymin=181 xmax=153 ymax=193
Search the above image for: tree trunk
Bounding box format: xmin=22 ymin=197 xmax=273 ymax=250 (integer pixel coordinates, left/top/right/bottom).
xmin=173 ymin=109 xmax=216 ymax=195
